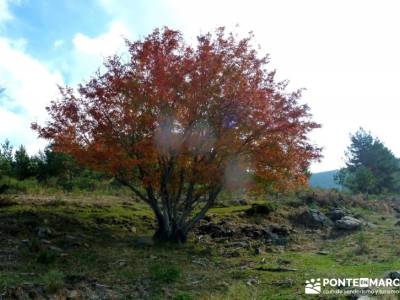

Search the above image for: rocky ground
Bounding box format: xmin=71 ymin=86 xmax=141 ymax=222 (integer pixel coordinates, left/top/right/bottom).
xmin=1 ymin=191 xmax=400 ymax=299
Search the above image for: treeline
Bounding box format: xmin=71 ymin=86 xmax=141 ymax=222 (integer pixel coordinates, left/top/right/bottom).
xmin=336 ymin=128 xmax=400 ymax=195
xmin=0 ymin=140 xmax=126 ymax=194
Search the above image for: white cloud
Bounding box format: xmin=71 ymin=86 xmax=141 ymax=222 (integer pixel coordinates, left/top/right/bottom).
xmin=69 ymin=21 xmax=132 ymax=84
xmin=53 ymin=39 xmax=64 ymax=49
xmin=163 ymin=0 xmax=400 ymax=172
xmin=0 ymin=0 xmax=12 ymax=24
xmin=73 ymin=21 xmax=130 ymax=56
xmin=0 ymin=37 xmax=64 ymax=154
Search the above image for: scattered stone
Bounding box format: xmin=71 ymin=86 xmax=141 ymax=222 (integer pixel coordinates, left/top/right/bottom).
xmin=230 ymin=199 xmax=249 ymax=206
xmin=114 ymin=260 xmax=127 ymax=267
xmin=67 ymin=289 xmax=79 ymax=299
xmin=277 ymin=258 xmax=291 ymax=265
xmin=395 ymin=221 xmax=400 ymax=226
xmin=134 ymin=237 xmax=154 ymax=247
xmin=270 ymin=224 xmax=291 ymax=236
xmin=317 ymin=250 xmax=330 ymax=255
xmin=35 ymin=226 xmax=52 ymax=239
xmin=48 ymin=245 xmax=63 ymax=252
xmin=254 ymin=247 xmax=264 ymax=255
xmin=273 ymin=279 xmax=294 ymax=287
xmin=356 ymin=296 xmax=373 ymax=300
xmin=293 ymin=209 xmax=333 ymax=228
xmin=246 ymin=278 xmax=258 ymax=286
xmin=63 ymin=235 xmax=82 ymax=248
xmin=224 ymin=250 xmax=241 ymax=257
xmin=130 ymin=226 xmax=137 ymax=233
xmin=197 ymin=222 xmax=235 ymax=238
xmin=392 ymin=204 xmax=400 ymax=213
xmin=227 ymin=241 xmax=248 ymax=248
xmin=218 ymin=281 xmax=230 ymax=288
xmin=334 ymin=216 xmax=362 ymax=230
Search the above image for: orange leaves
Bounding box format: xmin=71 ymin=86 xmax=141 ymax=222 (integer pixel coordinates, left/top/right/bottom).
xmin=33 ymin=27 xmax=321 ymax=195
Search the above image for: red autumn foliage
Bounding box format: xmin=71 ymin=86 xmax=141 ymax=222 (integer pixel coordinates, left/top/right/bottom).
xmin=33 ymin=27 xmax=321 ymax=242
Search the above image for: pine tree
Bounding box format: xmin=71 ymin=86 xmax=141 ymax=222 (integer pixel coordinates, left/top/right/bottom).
xmin=336 ymin=128 xmax=400 ymax=194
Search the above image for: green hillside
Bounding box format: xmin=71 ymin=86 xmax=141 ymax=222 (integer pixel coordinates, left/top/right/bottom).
xmin=310 ymin=170 xmax=341 ymax=189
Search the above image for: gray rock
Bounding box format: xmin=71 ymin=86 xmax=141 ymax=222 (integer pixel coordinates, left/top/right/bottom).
xmin=335 ymin=216 xmax=362 ymax=230
xmin=227 ymin=241 xmax=248 ymax=248
xmin=230 ymin=199 xmax=249 ymax=206
xmin=246 ymin=278 xmax=258 ymax=286
xmin=225 ymin=250 xmax=241 ymax=257
xmin=386 ymin=270 xmax=400 ymax=280
xmin=134 ymin=237 xmax=154 ymax=247
xmin=48 ymin=245 xmax=63 ymax=252
xmin=67 ymin=290 xmax=79 ymax=298
xmin=35 ymin=226 xmax=52 ymax=239
xmin=327 ymin=208 xmax=346 ymax=221
xmin=294 ymin=209 xmax=333 ymax=228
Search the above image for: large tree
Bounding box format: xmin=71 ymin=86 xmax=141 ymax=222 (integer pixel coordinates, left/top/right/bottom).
xmin=33 ymin=28 xmax=321 ymax=242
xmin=336 ymin=128 xmax=400 ymax=194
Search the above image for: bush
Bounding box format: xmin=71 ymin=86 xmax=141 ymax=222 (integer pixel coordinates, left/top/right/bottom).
xmin=36 ymin=250 xmax=57 ymax=265
xmin=41 ymin=269 xmax=64 ymax=292
xmin=245 ymin=203 xmax=276 ymax=216
xmin=297 ymin=189 xmax=344 ymax=207
xmin=355 ymin=231 xmax=369 ymax=255
xmin=150 ymin=263 xmax=181 ymax=283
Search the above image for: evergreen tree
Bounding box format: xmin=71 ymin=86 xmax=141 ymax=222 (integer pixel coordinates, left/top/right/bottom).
xmin=14 ymin=145 xmax=36 ymax=180
xmin=0 ymin=139 xmax=14 ymax=177
xmin=336 ymin=128 xmax=400 ymax=194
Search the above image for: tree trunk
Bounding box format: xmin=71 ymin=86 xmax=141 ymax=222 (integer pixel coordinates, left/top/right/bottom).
xmin=153 ymin=221 xmax=187 ymax=243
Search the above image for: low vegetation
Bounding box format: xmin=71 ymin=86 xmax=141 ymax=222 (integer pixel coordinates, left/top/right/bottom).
xmin=0 ymin=191 xmax=400 ymax=299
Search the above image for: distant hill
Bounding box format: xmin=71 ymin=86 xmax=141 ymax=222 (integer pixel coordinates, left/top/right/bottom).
xmin=310 ymin=170 xmax=342 ymax=189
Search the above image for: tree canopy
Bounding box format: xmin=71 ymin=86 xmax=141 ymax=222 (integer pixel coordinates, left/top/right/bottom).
xmin=33 ymin=27 xmax=321 ymax=242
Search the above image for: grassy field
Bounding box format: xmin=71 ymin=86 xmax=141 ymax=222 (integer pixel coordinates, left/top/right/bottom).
xmin=1 ymin=193 xmax=400 ymax=299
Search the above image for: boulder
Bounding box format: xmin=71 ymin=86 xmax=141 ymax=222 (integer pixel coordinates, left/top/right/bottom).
xmin=294 ymin=209 xmax=333 ymax=228
xmin=270 ymin=224 xmax=290 ymax=236
xmin=385 ymin=270 xmax=400 ymax=280
xmin=334 ymin=216 xmax=362 ymax=230
xmin=327 ymin=208 xmax=346 ymax=221
xmin=197 ymin=222 xmax=236 ymax=238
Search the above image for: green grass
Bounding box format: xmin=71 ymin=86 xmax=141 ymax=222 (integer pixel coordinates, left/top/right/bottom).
xmin=0 ymin=194 xmax=400 ymax=298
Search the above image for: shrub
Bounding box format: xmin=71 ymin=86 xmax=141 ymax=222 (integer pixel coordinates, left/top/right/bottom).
xmin=36 ymin=250 xmax=57 ymax=265
xmin=245 ymin=203 xmax=276 ymax=216
xmin=150 ymin=263 xmax=181 ymax=283
xmin=355 ymin=231 xmax=369 ymax=254
xmin=41 ymin=269 xmax=64 ymax=292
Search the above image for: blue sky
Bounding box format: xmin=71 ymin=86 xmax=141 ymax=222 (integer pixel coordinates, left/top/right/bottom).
xmin=1 ymin=0 xmax=400 ymax=172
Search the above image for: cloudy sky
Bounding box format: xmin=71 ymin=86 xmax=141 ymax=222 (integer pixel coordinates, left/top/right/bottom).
xmin=0 ymin=0 xmax=399 ymax=172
